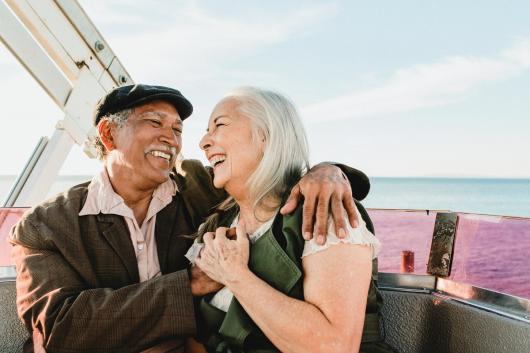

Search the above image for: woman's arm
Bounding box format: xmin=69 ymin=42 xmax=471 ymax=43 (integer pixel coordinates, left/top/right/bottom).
xmin=196 ymin=224 xmax=373 ymax=353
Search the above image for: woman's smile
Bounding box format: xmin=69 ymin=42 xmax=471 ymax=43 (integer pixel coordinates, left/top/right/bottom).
xmin=200 ymin=98 xmax=264 ymax=196
xmin=208 ymin=154 xmax=227 ymax=168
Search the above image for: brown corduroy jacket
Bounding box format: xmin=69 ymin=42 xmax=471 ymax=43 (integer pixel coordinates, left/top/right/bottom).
xmin=10 ymin=160 xmax=225 ymax=353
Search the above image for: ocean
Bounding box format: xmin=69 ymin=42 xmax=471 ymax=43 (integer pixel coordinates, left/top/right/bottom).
xmin=1 ymin=175 xmax=530 ymax=217
xmin=364 ymin=177 xmax=530 ymax=218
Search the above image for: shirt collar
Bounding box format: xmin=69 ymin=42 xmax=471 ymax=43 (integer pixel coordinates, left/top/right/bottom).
xmin=79 ymin=167 xmax=177 ymax=217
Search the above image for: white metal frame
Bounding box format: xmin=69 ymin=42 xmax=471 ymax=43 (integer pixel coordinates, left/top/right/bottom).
xmin=0 ymin=0 xmax=133 ymax=206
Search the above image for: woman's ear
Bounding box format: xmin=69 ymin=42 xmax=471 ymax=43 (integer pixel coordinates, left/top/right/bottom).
xmin=98 ymin=120 xmax=115 ymax=152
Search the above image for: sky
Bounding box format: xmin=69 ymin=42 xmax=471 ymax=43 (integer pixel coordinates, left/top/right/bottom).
xmin=1 ymin=0 xmax=530 ymax=178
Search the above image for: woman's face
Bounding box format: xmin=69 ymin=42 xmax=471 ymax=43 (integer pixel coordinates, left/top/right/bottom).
xmin=199 ymin=98 xmax=264 ymax=198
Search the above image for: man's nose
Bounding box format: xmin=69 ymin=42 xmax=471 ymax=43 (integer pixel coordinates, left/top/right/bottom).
xmin=159 ymin=126 xmax=180 ymax=147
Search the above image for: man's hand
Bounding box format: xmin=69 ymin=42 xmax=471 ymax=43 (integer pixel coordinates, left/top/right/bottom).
xmin=190 ymin=264 xmax=223 ymax=296
xmin=280 ymin=163 xmax=359 ymax=244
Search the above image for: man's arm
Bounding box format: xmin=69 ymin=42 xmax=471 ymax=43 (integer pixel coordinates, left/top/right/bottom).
xmin=11 ymin=216 xmax=195 ymax=351
xmin=331 ymin=163 xmax=370 ymax=201
xmin=179 ymin=159 xmax=370 ymax=245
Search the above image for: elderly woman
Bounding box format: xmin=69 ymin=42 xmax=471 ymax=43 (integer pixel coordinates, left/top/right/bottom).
xmin=186 ymin=87 xmax=395 ymax=353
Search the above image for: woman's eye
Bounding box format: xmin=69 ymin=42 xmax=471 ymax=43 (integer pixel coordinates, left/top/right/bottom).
xmin=215 ymin=123 xmax=225 ymax=128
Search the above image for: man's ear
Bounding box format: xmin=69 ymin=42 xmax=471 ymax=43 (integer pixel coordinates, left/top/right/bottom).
xmin=98 ymin=120 xmax=115 ymax=152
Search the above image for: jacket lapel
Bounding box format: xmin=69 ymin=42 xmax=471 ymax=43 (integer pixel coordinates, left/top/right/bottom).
xmin=154 ymin=198 xmax=178 ymax=274
xmin=97 ymin=214 xmax=139 ymax=282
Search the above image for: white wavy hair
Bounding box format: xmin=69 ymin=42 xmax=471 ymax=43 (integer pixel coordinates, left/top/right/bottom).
xmin=225 ymin=86 xmax=310 ymax=212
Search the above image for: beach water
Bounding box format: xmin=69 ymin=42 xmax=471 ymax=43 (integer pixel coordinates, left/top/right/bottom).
xmin=365 ymin=177 xmax=530 ymax=218
xmin=2 ymin=175 xmax=529 ymax=217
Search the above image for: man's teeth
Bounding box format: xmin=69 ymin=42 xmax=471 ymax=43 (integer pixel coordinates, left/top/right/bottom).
xmin=151 ymin=151 xmax=172 ymax=160
xmin=210 ymin=156 xmax=226 ymax=167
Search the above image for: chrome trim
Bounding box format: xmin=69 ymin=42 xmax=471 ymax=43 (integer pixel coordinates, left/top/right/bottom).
xmin=0 ymin=266 xmax=16 ymax=281
xmin=367 ymin=208 xmax=448 ymax=214
xmin=379 ymin=286 xmax=432 ymax=294
xmin=379 ymin=273 xmax=530 ymax=324
xmin=378 ymin=272 xmax=436 ymax=291
xmin=437 ymin=278 xmax=530 ymax=323
xmin=367 ymin=207 xmax=530 ymax=220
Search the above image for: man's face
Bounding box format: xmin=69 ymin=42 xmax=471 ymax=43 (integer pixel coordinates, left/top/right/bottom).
xmin=110 ymin=100 xmax=183 ymax=187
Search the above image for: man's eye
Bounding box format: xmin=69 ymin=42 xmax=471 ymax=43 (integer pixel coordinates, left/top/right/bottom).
xmin=148 ymin=119 xmax=161 ymax=126
xmin=173 ymin=128 xmax=182 ymax=134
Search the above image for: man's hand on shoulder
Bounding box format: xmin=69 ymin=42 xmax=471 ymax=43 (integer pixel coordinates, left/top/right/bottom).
xmin=280 ymin=163 xmax=359 ymax=245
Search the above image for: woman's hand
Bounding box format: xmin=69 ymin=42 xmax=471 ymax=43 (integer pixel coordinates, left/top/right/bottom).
xmin=195 ymin=222 xmax=250 ymax=286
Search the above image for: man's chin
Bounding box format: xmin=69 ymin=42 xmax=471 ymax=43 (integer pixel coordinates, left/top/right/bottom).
xmin=149 ymin=170 xmax=171 ymax=185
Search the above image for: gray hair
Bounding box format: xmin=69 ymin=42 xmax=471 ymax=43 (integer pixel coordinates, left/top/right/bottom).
xmin=86 ymin=108 xmax=134 ymax=160
xmin=225 ymin=87 xmax=310 ymax=212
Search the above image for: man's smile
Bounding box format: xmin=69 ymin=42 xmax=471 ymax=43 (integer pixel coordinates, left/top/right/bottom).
xmin=145 ymin=146 xmax=177 ymax=164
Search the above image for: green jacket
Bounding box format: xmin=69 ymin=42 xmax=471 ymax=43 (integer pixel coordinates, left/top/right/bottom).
xmin=196 ymin=203 xmax=395 ymax=353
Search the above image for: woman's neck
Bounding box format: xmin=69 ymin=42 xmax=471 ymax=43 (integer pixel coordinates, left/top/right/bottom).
xmin=236 ymin=199 xmax=278 ymax=234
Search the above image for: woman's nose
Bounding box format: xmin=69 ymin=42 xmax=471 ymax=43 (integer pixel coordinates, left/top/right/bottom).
xmin=199 ymin=133 xmax=212 ymax=151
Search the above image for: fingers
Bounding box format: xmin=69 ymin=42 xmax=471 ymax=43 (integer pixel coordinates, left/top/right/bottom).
xmin=202 ymin=230 xmax=224 ymax=262
xmin=236 ymin=220 xmax=249 ymax=245
xmin=280 ymin=184 xmax=301 ymax=215
xmin=301 ymin=193 xmax=316 ymax=240
xmin=194 ymin=256 xmax=217 ymax=284
xmin=330 ymin=193 xmax=347 ymax=238
xmin=195 ymin=251 xmax=209 ymax=272
xmin=215 ymin=227 xmax=228 ymax=241
xmin=314 ymin=193 xmax=331 ymax=245
xmin=201 ymin=232 xmax=216 ymax=262
xmin=344 ymin=196 xmax=359 ymax=228
xmin=202 ymin=232 xmax=215 ymax=250
xmin=195 ymin=234 xmax=222 ymax=283
xmin=213 ymin=227 xmax=229 ymax=261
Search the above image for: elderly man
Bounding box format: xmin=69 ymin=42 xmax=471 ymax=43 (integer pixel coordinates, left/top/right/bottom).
xmin=10 ymin=84 xmax=370 ymax=353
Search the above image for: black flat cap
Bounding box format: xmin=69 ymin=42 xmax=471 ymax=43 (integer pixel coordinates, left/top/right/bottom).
xmin=94 ymin=84 xmax=193 ymax=126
